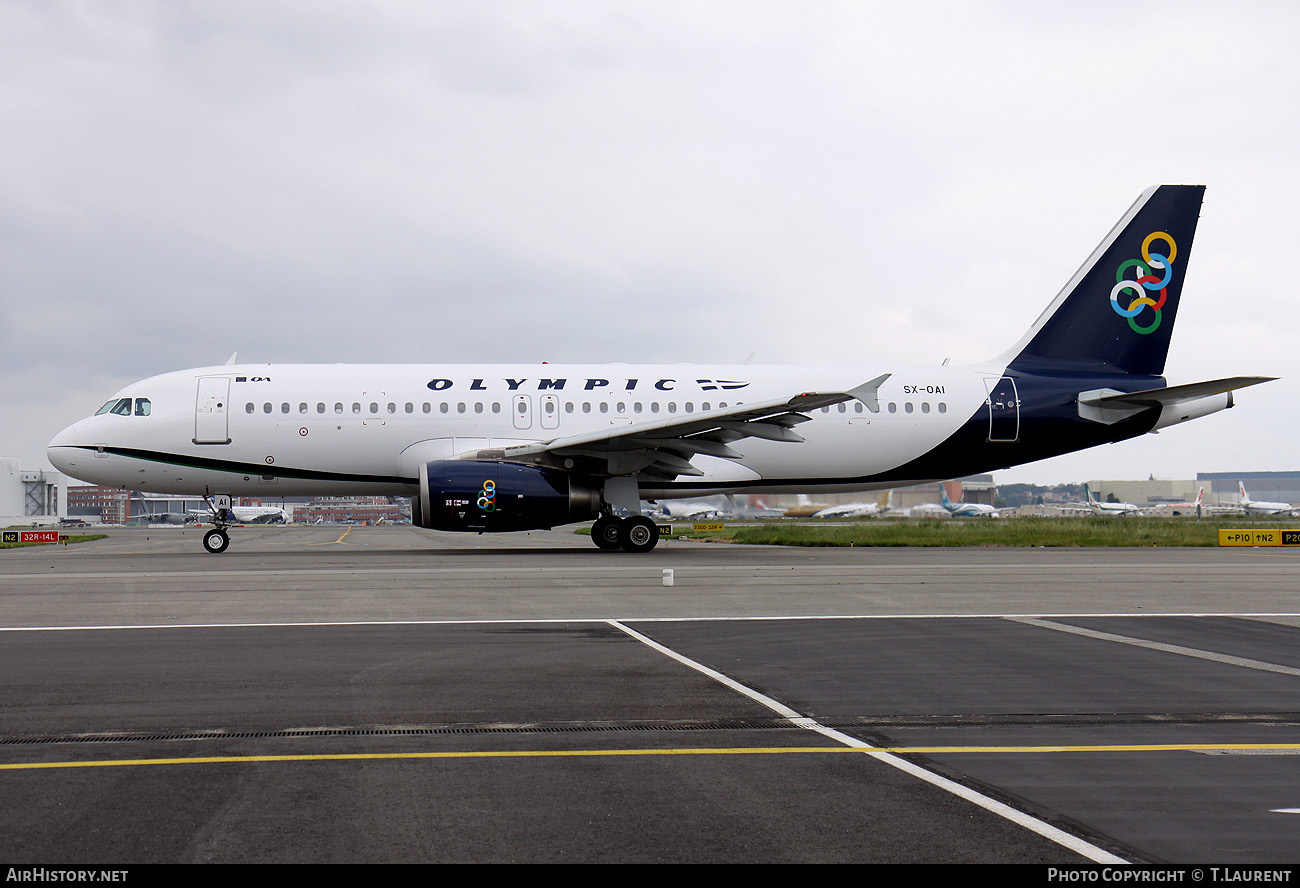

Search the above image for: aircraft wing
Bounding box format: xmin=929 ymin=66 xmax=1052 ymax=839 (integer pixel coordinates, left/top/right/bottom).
xmin=473 ymin=374 xmax=891 ymax=480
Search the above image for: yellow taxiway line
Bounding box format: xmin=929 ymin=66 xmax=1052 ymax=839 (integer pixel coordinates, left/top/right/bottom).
xmin=6 ymin=742 xmax=1300 ymax=771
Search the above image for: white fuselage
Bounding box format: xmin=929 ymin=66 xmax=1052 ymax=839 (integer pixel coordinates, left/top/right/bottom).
xmin=47 ymin=362 xmax=997 ymax=499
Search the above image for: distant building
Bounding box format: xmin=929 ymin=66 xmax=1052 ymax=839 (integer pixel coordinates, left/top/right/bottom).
xmin=1088 ymin=479 xmax=1199 ymax=507
xmin=66 ymin=485 xmax=130 ymax=524
xmin=295 ymin=497 xmax=409 ymax=525
xmin=0 ymin=458 xmax=66 ymax=524
xmin=1197 ymin=472 xmax=1300 ymax=507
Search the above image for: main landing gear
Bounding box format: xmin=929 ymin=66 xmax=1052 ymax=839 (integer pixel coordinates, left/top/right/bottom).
xmin=591 ymin=515 xmax=660 ymax=553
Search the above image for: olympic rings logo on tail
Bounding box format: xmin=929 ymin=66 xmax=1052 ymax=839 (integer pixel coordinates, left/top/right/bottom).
xmin=477 ymin=480 xmax=496 ymax=513
xmin=1110 ymin=232 xmax=1177 ymax=334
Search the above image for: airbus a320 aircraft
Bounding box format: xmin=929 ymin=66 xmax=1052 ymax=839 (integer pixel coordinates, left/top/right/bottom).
xmin=48 ymin=185 xmax=1273 ymax=554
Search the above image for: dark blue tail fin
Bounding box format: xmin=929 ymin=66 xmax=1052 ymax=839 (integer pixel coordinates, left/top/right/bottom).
xmin=1003 ymin=185 xmax=1205 ymax=376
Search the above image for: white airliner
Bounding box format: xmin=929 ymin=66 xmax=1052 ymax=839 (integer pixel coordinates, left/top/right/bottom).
xmin=47 ymin=185 xmax=1273 ymax=554
xmin=937 ymin=484 xmax=1000 ymax=517
xmin=1082 ymin=483 xmax=1145 ymax=516
xmin=1236 ymin=482 xmax=1296 ymax=517
xmin=813 ymin=490 xmax=894 ymax=519
xmin=186 ymin=504 xmax=289 ymax=524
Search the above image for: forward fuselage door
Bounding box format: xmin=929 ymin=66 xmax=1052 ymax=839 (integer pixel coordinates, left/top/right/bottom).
xmin=195 ymin=376 xmax=232 ymax=444
xmin=984 ymin=376 xmax=1020 ymax=443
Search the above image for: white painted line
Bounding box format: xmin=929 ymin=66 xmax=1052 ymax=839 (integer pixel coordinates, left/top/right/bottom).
xmin=0 ymin=562 xmax=1278 ymax=583
xmin=607 ymin=619 xmax=1127 ymax=864
xmin=1009 ymin=617 xmax=1300 ymax=678
xmin=7 ymin=612 xmax=1300 ymax=633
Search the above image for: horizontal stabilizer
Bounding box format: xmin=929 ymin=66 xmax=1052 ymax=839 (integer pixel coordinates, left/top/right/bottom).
xmin=1078 ymin=376 xmax=1275 ymax=425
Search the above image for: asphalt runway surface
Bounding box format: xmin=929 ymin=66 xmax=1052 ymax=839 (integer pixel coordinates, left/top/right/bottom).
xmin=3 ymin=524 xmax=1300 ymax=863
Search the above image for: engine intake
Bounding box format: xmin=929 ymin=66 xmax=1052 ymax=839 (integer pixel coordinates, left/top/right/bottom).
xmin=415 ymin=460 xmax=599 ymax=533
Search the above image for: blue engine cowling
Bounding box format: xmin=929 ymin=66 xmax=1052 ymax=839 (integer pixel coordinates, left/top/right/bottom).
xmin=414 ymin=460 xmax=600 ymax=532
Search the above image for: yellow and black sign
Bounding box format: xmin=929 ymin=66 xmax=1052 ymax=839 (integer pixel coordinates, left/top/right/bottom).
xmin=692 ymin=523 xmax=725 ymax=532
xmin=1218 ymin=529 xmax=1300 ymax=547
xmin=657 ymin=524 xmax=674 ymax=536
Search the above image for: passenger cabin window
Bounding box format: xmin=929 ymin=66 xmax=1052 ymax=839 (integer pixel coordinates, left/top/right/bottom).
xmin=246 ymin=403 xmax=255 ymax=414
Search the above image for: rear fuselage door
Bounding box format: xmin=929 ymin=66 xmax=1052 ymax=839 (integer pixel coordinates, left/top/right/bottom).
xmin=984 ymin=376 xmax=1020 ymax=442
xmin=195 ymin=377 xmax=232 ymax=444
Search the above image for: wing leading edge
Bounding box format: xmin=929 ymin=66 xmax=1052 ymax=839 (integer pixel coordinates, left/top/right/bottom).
xmin=466 ymin=374 xmax=892 ymax=480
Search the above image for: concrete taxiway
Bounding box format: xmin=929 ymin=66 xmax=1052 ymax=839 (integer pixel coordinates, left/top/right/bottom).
xmin=2 ymin=525 xmax=1300 ymax=863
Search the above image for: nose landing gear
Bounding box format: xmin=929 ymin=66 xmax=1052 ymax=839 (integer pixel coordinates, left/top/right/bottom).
xmin=202 ymin=527 xmax=230 ymax=554
xmin=201 ymin=494 xmax=233 ymax=554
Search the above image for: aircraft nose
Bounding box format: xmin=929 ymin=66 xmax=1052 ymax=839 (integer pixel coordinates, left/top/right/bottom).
xmin=47 ymin=422 xmax=81 ymax=473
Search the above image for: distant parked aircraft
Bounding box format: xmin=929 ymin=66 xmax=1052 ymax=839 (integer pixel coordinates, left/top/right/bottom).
xmin=1236 ymin=482 xmax=1297 ymax=517
xmin=938 ymin=484 xmax=1000 ymax=517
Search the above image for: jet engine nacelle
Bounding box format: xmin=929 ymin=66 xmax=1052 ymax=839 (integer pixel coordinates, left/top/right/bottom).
xmin=415 ymin=460 xmax=599 ymax=533
xmin=1151 ymin=392 xmax=1233 ymax=431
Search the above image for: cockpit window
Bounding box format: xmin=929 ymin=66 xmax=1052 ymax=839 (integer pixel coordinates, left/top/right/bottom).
xmin=94 ymin=397 xmax=150 ymax=416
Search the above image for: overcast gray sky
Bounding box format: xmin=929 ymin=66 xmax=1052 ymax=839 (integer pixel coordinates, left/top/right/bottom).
xmin=3 ymin=0 xmax=1297 ymax=486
